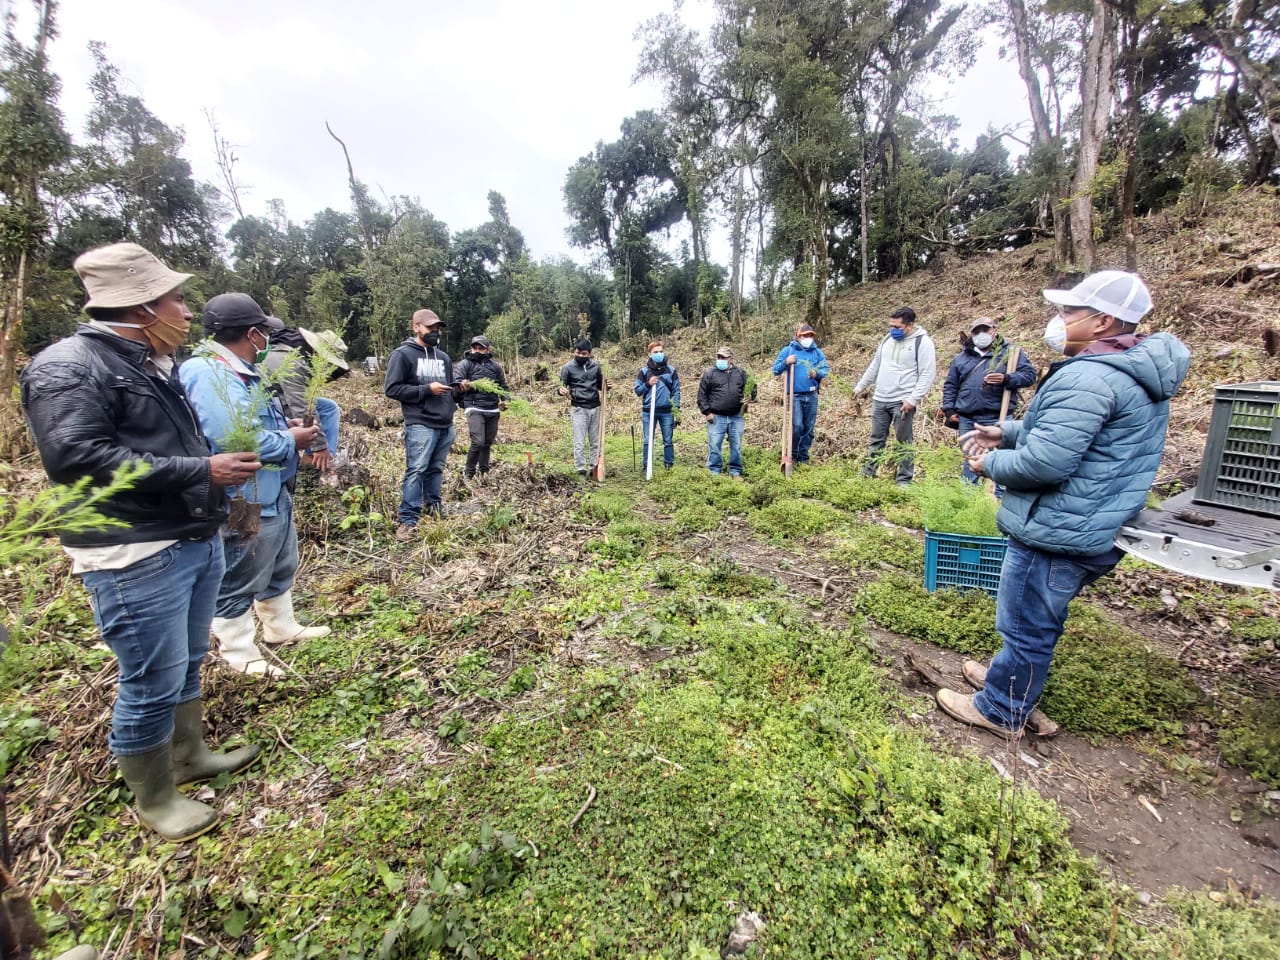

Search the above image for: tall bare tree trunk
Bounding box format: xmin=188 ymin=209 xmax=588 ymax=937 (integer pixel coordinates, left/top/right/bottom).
xmin=1007 ymin=0 xmax=1072 ymax=265
xmin=729 ymin=161 xmax=745 ymax=334
xmin=1069 ymin=0 xmax=1117 ymax=270
xmin=1117 ymin=4 xmax=1140 ymax=273
xmin=859 ymin=139 xmax=870 ymax=284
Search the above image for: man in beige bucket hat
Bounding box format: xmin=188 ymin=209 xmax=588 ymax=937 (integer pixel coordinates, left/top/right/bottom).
xmin=20 ymin=242 xmax=264 ymax=842
xmin=262 ymin=324 xmax=349 ymax=473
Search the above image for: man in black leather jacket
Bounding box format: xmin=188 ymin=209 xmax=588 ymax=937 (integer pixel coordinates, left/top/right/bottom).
xmin=20 ymin=243 xmax=264 ymax=842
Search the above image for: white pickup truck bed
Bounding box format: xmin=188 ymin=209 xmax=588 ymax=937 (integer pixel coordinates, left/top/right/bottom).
xmin=1117 ymin=488 xmax=1280 ymax=590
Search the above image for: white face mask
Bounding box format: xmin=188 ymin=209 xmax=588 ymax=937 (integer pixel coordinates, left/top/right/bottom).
xmin=1042 ymin=317 xmax=1067 ymax=354
xmin=798 ymin=337 xmax=814 ymax=349
xmin=1044 ymin=311 xmax=1101 ymax=354
xmin=971 ymin=332 xmax=994 ymax=350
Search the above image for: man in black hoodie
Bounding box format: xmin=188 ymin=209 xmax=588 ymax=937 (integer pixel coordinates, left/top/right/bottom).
xmin=385 ymin=309 xmax=455 ymax=538
xmin=454 ymin=335 xmax=507 ymax=480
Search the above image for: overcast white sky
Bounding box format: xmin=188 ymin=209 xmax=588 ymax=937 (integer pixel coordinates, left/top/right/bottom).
xmin=31 ymin=0 xmax=1027 ymax=263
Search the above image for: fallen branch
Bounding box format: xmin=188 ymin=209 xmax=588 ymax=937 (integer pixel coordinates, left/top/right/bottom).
xmin=569 ymin=783 xmax=597 ymax=830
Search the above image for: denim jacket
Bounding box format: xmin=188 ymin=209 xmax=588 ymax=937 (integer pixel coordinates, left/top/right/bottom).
xmin=180 ymin=343 xmax=298 ymax=516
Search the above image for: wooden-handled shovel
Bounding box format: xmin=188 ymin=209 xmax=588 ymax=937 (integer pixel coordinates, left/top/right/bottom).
xmin=988 ymin=345 xmax=1021 ymax=496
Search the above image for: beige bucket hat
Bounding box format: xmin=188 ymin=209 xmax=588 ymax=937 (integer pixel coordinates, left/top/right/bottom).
xmin=74 ymin=243 xmax=193 ymax=311
xmin=300 ymin=328 xmax=349 ymax=371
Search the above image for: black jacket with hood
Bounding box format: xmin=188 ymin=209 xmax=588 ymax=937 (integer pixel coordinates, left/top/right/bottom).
xmin=384 ymin=338 xmax=456 ymax=428
xmin=454 ymin=352 xmax=508 ymax=412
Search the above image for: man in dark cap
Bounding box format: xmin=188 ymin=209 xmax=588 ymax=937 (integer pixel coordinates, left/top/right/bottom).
xmin=558 ymin=338 xmax=605 ymax=476
xmin=180 ymin=293 xmax=327 ymax=678
xmin=454 ymin=334 xmax=508 ymax=481
xmin=21 ymin=243 xmax=263 ymax=841
xmin=385 ymin=308 xmax=456 ymax=537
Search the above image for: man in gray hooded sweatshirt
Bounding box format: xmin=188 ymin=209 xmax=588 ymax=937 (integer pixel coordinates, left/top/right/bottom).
xmin=854 ymin=306 xmax=937 ymax=484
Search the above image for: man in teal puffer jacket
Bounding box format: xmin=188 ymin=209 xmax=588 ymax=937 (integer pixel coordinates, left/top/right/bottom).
xmin=935 ymin=271 xmax=1190 ymax=737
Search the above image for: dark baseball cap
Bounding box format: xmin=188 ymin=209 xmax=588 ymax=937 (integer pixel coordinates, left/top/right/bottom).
xmin=201 ymin=293 xmax=285 ymax=333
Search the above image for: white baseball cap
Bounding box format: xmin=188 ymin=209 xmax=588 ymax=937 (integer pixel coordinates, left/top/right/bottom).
xmin=1042 ymin=270 xmax=1152 ymax=326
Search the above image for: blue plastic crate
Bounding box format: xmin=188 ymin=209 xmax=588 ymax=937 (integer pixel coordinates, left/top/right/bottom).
xmin=924 ymin=530 xmax=1007 ymax=599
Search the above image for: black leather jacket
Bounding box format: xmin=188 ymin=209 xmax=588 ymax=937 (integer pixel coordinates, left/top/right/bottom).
xmin=20 ymin=326 xmax=226 ymax=546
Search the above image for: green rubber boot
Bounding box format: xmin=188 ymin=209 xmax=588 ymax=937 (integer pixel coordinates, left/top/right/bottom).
xmin=117 ymin=743 xmax=219 ymax=841
xmin=171 ymin=698 xmax=261 ymax=786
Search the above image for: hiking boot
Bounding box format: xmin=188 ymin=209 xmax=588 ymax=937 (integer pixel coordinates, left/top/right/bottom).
xmin=394 ymin=523 xmax=417 ymax=542
xmin=961 ymin=661 xmax=1061 ymax=737
xmin=935 ymin=688 xmax=1018 ymax=737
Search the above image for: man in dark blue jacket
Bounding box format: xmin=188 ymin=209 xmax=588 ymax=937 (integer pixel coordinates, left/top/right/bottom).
xmin=385 ymin=309 xmax=456 ymax=537
xmin=21 ymin=243 xmax=263 ymax=841
xmin=940 ymin=317 xmax=1037 ymax=483
xmin=772 ymin=323 xmax=830 ymax=464
xmin=635 ymin=339 xmax=681 ymax=470
xmin=936 ymin=271 xmax=1190 ymax=738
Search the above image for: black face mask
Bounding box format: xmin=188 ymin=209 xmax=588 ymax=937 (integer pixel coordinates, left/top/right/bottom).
xmin=574 ymin=356 xmax=590 ymax=366
xmin=423 ymin=332 xmax=441 ymax=347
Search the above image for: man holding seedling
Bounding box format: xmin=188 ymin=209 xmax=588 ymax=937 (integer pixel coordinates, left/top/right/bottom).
xmin=935 ymin=271 xmax=1190 ymax=738
xmin=386 ymin=309 xmax=457 ymax=536
xmin=854 ymin=307 xmax=937 ymax=484
xmin=454 ymin=335 xmax=508 ymax=481
xmin=940 ymin=317 xmax=1037 ymax=485
xmin=263 ymin=326 xmax=349 ymax=473
xmin=182 ymin=293 xmax=330 ymax=678
xmin=21 ymin=244 xmax=264 ymax=841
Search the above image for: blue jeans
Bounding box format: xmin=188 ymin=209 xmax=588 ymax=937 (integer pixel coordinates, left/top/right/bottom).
xmin=316 ymin=397 xmax=341 ymax=455
xmin=219 ymin=490 xmax=300 ymax=619
xmin=81 ymin=535 xmax=225 ymax=756
xmin=958 ymin=415 xmax=998 ymax=485
xmin=706 ymin=414 xmax=745 ymax=475
xmin=641 ymin=411 xmax=675 ymax=469
xmin=792 ymin=391 xmax=819 ymax=463
xmin=400 ymin=423 xmax=455 ymax=523
xmin=974 ymin=539 xmax=1113 ymax=730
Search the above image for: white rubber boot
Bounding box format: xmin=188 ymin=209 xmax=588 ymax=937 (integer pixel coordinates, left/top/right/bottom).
xmin=211 ymin=610 xmax=282 ymax=677
xmin=255 ymin=590 xmax=331 ymax=645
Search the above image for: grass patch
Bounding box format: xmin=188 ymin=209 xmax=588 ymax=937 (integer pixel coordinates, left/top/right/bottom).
xmin=1042 ymin=605 xmax=1205 ymax=738
xmin=828 ymin=523 xmax=924 ymax=572
xmin=857 ymin=577 xmax=1203 ymax=738
xmin=577 ymin=489 xmax=637 ymax=523
xmin=749 ymin=498 xmax=842 ymax=542
xmin=857 ymin=574 xmax=1001 ymax=656
xmin=1217 ymin=692 xmax=1280 ymax=787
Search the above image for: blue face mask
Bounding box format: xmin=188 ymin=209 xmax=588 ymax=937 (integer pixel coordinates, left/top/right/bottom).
xmin=889 ymin=327 xmax=907 ymax=341
xmin=651 ymin=352 xmax=665 ymax=364
xmin=715 ymin=359 xmax=729 ymax=371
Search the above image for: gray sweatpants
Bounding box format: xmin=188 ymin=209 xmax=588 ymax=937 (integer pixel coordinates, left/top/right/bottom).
xmin=862 ymin=399 xmax=917 ymax=483
xmin=571 ymin=405 xmax=601 ymax=472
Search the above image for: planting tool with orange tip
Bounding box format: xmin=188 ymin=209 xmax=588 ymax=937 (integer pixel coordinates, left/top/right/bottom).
xmin=592 ymin=379 xmax=607 ymax=481
xmin=781 ymin=365 xmax=794 ymax=478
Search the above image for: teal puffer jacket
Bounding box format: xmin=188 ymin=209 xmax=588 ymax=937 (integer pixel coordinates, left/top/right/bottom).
xmin=984 ymin=332 xmax=1190 ymax=556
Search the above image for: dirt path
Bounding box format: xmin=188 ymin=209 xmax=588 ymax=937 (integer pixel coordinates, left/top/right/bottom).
xmin=883 ymin=632 xmax=1280 ymax=899
xmin=693 ymin=523 xmax=1280 ymax=901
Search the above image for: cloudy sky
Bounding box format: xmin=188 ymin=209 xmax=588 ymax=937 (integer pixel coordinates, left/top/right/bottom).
xmin=35 ymin=0 xmax=1026 ymax=262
